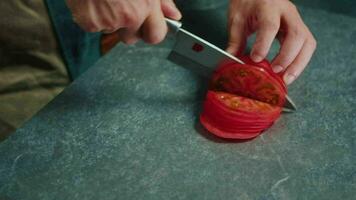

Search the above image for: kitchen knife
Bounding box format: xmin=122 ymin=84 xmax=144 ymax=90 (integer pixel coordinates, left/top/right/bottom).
xmin=165 ymin=18 xmax=297 ymax=112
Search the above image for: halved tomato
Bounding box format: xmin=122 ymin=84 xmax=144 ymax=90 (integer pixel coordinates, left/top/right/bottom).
xmin=239 ymin=56 xmax=286 ymax=93
xmin=200 ymin=58 xmax=287 ymax=140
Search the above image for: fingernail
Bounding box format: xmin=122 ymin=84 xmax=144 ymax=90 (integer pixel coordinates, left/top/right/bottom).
xmin=251 ymin=53 xmax=263 ymax=63
xmin=284 ymin=74 xmax=296 ymax=85
xmin=272 ymin=65 xmax=284 ymax=73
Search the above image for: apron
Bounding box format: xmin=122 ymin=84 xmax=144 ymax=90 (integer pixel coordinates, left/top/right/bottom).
xmin=0 ymin=0 xmax=101 ymax=139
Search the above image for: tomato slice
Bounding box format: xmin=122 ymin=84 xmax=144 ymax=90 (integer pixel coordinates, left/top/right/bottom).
xmin=201 ymin=108 xmax=273 ymax=131
xmin=199 ymin=57 xmax=287 ymax=140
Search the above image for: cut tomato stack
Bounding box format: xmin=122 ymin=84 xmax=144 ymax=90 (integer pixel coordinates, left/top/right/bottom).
xmin=200 ymin=56 xmax=287 ymax=139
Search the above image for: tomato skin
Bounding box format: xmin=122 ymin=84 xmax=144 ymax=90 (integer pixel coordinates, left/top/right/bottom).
xmin=200 ymin=114 xmax=268 ymax=139
xmin=199 ymin=57 xmax=287 ymax=140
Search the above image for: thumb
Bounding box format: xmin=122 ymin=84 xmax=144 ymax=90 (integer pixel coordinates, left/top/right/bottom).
xmin=161 ymin=0 xmax=182 ymax=20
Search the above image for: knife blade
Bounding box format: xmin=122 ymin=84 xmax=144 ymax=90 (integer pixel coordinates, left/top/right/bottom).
xmin=165 ymin=18 xmax=297 ymax=112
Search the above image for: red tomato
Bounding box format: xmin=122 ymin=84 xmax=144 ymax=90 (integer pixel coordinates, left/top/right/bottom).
xmin=200 ymin=58 xmax=287 ymax=140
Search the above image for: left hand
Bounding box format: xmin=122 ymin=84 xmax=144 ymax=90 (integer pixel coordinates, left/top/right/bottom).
xmin=227 ymin=0 xmax=317 ymax=85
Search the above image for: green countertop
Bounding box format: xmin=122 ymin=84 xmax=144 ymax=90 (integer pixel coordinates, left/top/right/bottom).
xmin=1 ymin=1 xmax=356 ymax=199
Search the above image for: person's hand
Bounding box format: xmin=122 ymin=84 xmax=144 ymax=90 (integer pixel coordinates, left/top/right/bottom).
xmin=66 ymin=0 xmax=181 ymax=44
xmin=227 ymin=0 xmax=317 ymax=85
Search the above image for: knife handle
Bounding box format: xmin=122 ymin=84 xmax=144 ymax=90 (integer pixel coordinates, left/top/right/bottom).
xmin=165 ymin=18 xmax=182 ymax=35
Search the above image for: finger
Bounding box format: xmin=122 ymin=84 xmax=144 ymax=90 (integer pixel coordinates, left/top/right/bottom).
xmin=271 ymin=25 xmax=306 ymax=73
xmin=141 ymin=2 xmax=168 ymax=44
xmin=283 ymin=37 xmax=317 ymax=85
xmin=161 ymin=0 xmax=182 ymax=20
xmin=250 ymin=12 xmax=280 ymax=62
xmin=117 ymin=28 xmax=140 ymax=45
xmin=226 ymin=15 xmax=247 ymax=55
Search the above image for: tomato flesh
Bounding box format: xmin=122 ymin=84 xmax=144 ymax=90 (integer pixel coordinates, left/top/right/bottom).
xmin=219 ymin=55 xmax=287 ymax=93
xmin=210 ymin=62 xmax=286 ymax=107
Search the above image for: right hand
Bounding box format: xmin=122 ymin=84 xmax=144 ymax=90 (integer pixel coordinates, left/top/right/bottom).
xmin=66 ymin=0 xmax=182 ymax=44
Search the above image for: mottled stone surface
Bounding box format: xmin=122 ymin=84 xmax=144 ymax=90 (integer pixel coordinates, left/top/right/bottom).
xmin=1 ymin=2 xmax=356 ymax=200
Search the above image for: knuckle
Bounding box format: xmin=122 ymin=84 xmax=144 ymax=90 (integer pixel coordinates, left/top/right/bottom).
xmin=275 ymin=52 xmax=291 ymax=65
xmin=286 ymin=2 xmax=298 ymax=12
xmin=262 ymin=20 xmax=280 ymax=31
xmin=122 ymin=11 xmax=140 ymax=28
xmin=309 ymin=37 xmax=317 ymax=49
xmin=277 ymin=56 xmax=290 ymax=66
xmin=289 ymin=27 xmax=306 ymax=39
xmin=253 ymin=39 xmax=271 ymax=56
xmin=280 ymin=0 xmax=298 ymax=12
xmin=252 ymin=41 xmax=265 ymax=52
